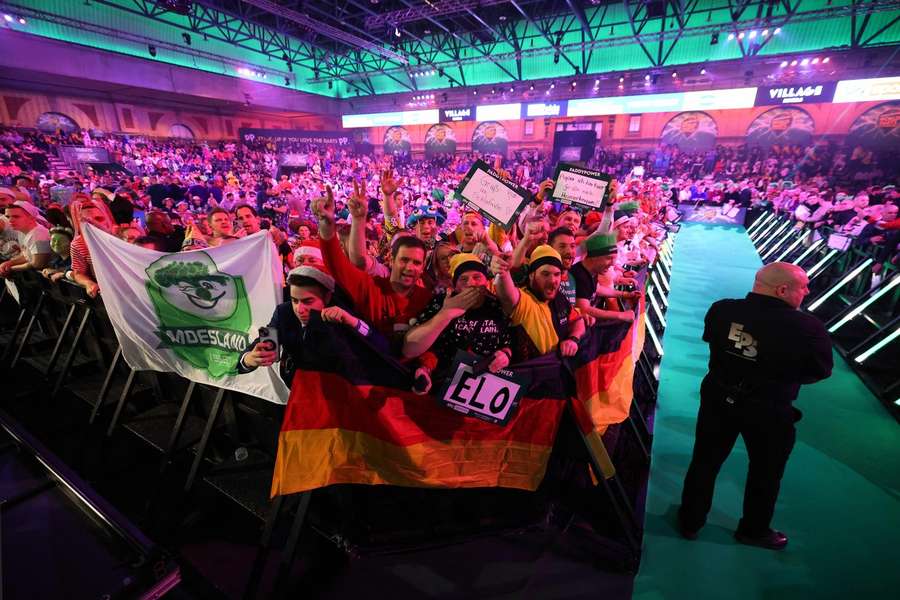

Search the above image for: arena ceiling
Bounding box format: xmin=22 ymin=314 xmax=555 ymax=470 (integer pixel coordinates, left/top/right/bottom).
xmin=3 ymin=0 xmax=900 ymax=99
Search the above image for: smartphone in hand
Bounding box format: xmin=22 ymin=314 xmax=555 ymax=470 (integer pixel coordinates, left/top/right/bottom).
xmin=257 ymin=326 xmax=279 ymax=355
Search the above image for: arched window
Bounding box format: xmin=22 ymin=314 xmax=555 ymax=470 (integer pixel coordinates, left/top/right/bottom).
xmin=36 ymin=112 xmax=79 ymax=134
xmin=169 ymin=124 xmax=195 ymax=139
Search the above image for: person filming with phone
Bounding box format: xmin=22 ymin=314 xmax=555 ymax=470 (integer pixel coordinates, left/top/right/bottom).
xmin=237 ymin=265 xmax=383 ymax=381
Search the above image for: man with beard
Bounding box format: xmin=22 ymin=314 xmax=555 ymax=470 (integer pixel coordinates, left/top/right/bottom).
xmin=145 ymin=210 xmax=184 ymax=252
xmin=569 ymin=232 xmax=641 ymax=324
xmin=492 ymin=244 xmax=585 ymax=361
xmin=314 ymin=185 xmax=432 ymax=347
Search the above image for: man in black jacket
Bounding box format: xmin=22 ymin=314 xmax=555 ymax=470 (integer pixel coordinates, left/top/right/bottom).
xmin=679 ymin=262 xmax=833 ymax=550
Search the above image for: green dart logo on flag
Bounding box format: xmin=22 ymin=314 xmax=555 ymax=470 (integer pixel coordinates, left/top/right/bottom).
xmin=146 ymin=252 xmax=252 ymax=378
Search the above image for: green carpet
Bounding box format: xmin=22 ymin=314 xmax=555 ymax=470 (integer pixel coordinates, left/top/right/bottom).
xmin=633 ymin=223 xmax=900 ymax=600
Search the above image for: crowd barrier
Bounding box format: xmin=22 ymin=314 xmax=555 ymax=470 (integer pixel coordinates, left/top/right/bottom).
xmin=746 ymin=211 xmax=899 ymax=417
xmin=1 ymin=232 xmax=678 ymax=596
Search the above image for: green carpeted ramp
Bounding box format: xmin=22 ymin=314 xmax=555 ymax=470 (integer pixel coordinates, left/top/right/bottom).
xmin=634 ymin=223 xmax=900 ymax=600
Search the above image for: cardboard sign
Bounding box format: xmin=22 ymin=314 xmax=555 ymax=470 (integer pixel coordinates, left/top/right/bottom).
xmin=437 ymin=352 xmax=530 ymax=426
xmin=454 ymin=160 xmax=531 ymax=229
xmin=551 ymin=163 xmax=612 ymax=210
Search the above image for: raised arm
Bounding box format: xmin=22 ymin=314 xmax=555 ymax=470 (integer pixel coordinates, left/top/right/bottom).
xmin=346 ymin=179 xmax=369 ymax=269
xmin=491 ymin=253 xmax=520 ymax=315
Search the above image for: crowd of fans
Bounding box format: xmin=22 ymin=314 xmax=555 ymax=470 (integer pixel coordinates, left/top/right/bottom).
xmin=1 ymin=126 xmax=898 ymax=389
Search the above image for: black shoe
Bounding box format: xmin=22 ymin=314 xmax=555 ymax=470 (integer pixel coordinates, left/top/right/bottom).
xmin=676 ymin=509 xmax=699 ymax=540
xmin=734 ymin=528 xmax=788 ymax=550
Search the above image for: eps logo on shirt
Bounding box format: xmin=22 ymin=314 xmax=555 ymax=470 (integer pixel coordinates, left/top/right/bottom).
xmin=728 ymin=322 xmax=758 ymax=359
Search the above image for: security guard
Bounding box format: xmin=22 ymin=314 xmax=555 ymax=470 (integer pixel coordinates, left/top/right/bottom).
xmin=679 ymin=262 xmax=832 ymax=549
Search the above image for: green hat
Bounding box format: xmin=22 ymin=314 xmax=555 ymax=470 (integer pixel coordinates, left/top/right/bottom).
xmin=615 ymin=200 xmax=640 ymax=215
xmin=585 ymin=233 xmax=618 ymax=257
xmin=431 ymin=188 xmax=445 ymax=202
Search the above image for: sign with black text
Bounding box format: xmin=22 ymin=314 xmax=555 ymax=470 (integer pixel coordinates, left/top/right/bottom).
xmin=440 ymin=107 xmax=475 ymax=122
xmin=551 ymin=163 xmax=612 ymax=210
xmin=755 ymin=82 xmax=836 ymax=106
xmin=454 ymin=160 xmax=531 ymax=229
xmin=437 ymin=352 xmax=530 ymax=426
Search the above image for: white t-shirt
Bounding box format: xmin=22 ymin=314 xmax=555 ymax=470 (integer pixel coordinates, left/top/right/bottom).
xmin=17 ymin=225 xmax=51 ymax=263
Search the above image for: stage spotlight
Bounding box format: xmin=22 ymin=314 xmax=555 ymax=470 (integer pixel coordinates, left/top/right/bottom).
xmin=491 ymin=87 xmax=496 ymax=94
xmin=509 ymin=86 xmax=514 ymax=93
xmin=800 ymin=58 xmax=809 ymax=66
xmin=17 ymin=16 xmax=26 ymax=25
xmin=394 ymin=27 xmax=401 ymax=37
xmin=618 ymin=84 xmax=624 ymax=89
xmin=774 ymin=27 xmax=782 ymax=34
xmin=473 ymin=90 xmax=477 ymax=95
xmin=700 ymin=67 xmax=707 ymax=75
xmin=823 ymin=56 xmax=830 ymax=63
xmin=182 ymin=32 xmax=191 ymax=45
xmin=727 ymin=32 xmax=735 ymax=41
xmin=148 ymin=44 xmax=157 ymax=57
xmin=594 ymin=79 xmax=600 ymax=85
xmin=645 ymin=74 xmax=651 ymax=81
xmin=710 ymin=32 xmax=719 ymax=44
xmin=550 ymin=82 xmax=555 ymax=89
xmin=748 ymin=30 xmax=757 ymax=39
xmin=571 ymin=80 xmax=576 ymax=88
xmin=780 ymin=60 xmax=788 ymax=67
xmin=529 ymin=83 xmax=534 ymax=90
xmin=738 ymin=32 xmax=745 ymax=39
xmin=811 ymin=57 xmax=819 ymax=64
xmin=762 ymin=29 xmax=769 ymax=36
xmin=3 ymin=15 xmax=12 ymax=22
xmin=671 ymin=71 xmax=677 ymax=77
xmin=619 ymin=76 xmax=624 ymax=83
xmin=790 ymin=60 xmax=798 ymax=66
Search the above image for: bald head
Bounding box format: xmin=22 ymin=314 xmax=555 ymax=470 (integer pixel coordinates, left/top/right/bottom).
xmin=752 ymin=262 xmax=810 ymax=308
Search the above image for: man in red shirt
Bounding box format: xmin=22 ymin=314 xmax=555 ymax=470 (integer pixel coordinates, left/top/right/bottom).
xmin=313 ymin=185 xmax=432 ymax=349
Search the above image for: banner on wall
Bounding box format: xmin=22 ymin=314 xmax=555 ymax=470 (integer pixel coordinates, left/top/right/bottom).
xmin=37 ymin=112 xmax=79 ymax=134
xmin=846 ymin=101 xmax=900 ymax=152
xmin=383 ymin=126 xmax=412 ymax=157
xmin=746 ymin=107 xmax=815 ymax=148
xmin=471 ymin=121 xmax=508 ymax=157
xmin=440 ymin=107 xmax=474 ymax=122
xmin=660 ymin=112 xmax=718 ymax=152
xmin=238 ymin=128 xmax=353 ymax=147
xmin=755 ymin=82 xmax=836 ymax=106
xmin=424 ymin=123 xmax=457 ymax=157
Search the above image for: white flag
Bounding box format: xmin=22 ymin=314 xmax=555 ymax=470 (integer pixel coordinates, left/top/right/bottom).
xmin=83 ymin=225 xmax=289 ymax=404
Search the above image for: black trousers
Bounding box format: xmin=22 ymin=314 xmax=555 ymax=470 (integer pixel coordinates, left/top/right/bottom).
xmin=680 ymin=384 xmax=798 ymax=535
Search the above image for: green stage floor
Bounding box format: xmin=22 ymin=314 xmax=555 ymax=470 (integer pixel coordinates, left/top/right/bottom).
xmin=634 ymin=223 xmax=900 ymax=600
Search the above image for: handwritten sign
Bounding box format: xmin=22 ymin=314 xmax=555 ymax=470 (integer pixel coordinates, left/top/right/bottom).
xmin=551 ymin=163 xmax=612 ymax=210
xmin=454 ymin=160 xmax=531 ymax=229
xmin=436 ymin=352 xmax=530 ymax=426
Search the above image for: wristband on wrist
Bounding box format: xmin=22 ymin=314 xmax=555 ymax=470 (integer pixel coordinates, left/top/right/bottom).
xmin=499 ymin=347 xmax=512 ymax=359
xmin=566 ymin=335 xmax=581 ymax=344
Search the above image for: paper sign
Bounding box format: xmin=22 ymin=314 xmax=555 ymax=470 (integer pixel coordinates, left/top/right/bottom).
xmin=551 ymin=163 xmax=612 ymax=210
xmin=454 ymin=160 xmax=531 ymax=229
xmin=437 ymin=352 xmax=530 ymax=426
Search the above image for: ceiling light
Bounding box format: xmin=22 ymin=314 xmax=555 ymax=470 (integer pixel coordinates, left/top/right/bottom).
xmin=700 ymin=68 xmax=707 ymax=75
xmin=727 ymin=32 xmax=735 ymax=41
xmin=394 ymin=27 xmax=401 ymax=37
xmin=762 ymin=29 xmax=769 ymax=36
xmin=780 ymin=60 xmax=788 ymax=67
xmin=618 ymin=84 xmax=624 ymax=89
xmin=619 ymin=76 xmax=624 ymax=83
xmin=748 ymin=30 xmax=757 ymax=39
xmin=473 ymin=90 xmax=477 ymax=95
xmin=529 ymin=84 xmax=534 ymax=90
xmin=571 ymin=81 xmax=576 ymax=87
xmin=811 ymin=57 xmax=819 ymax=64
xmin=801 ymin=58 xmax=809 ymax=66
xmin=672 ymin=71 xmax=677 ymax=77
xmin=738 ymin=32 xmax=745 ymax=39
xmin=645 ymin=74 xmax=651 ymax=81
xmin=823 ymin=57 xmax=829 ymax=63
xmin=550 ymin=82 xmax=555 ymax=89
xmin=774 ymin=27 xmax=782 ymax=34
xmin=3 ymin=15 xmax=12 ymax=23
xmin=790 ymin=60 xmax=798 ymax=66
xmin=17 ymin=16 xmax=26 ymax=25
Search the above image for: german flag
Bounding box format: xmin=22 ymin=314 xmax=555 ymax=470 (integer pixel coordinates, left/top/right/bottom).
xmin=569 ymin=298 xmax=646 ymax=440
xmin=270 ymin=322 xmax=569 ymax=497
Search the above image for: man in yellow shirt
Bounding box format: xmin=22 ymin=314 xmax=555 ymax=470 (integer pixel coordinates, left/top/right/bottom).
xmin=492 ymin=244 xmax=585 ymax=360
